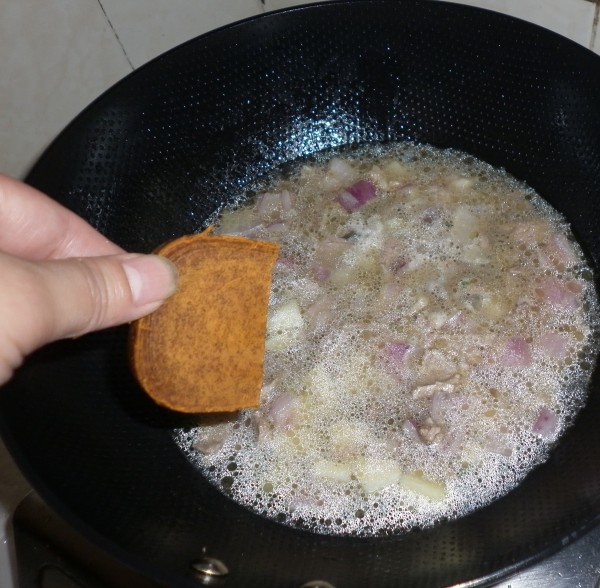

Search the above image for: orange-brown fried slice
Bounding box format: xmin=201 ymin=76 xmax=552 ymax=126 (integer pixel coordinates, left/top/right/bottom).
xmin=130 ymin=228 xmax=279 ymax=413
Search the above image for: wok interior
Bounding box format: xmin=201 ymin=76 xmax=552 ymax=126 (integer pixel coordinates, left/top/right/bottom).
xmin=2 ymin=1 xmax=600 ymax=586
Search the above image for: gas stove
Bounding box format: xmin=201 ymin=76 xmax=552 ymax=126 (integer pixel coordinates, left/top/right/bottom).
xmin=4 ymin=488 xmax=600 ymax=588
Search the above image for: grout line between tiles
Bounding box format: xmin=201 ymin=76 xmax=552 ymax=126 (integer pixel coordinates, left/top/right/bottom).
xmin=590 ymin=0 xmax=600 ymax=50
xmin=96 ymin=0 xmax=135 ymax=70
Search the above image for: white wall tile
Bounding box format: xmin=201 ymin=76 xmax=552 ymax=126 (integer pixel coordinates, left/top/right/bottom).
xmin=99 ymin=0 xmax=264 ymax=69
xmin=262 ymin=0 xmax=325 ymax=9
xmin=0 ymin=0 xmax=132 ymax=179
xmin=590 ymin=3 xmax=600 ymax=54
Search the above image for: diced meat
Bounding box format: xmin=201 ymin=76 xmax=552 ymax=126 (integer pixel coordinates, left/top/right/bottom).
xmin=418 ymin=417 xmax=444 ymax=444
xmin=412 ymin=381 xmax=455 ymax=400
xmin=380 ymin=238 xmax=408 ymax=275
xmin=430 ymin=390 xmax=464 ymax=423
xmin=416 ymin=350 xmax=457 ymax=386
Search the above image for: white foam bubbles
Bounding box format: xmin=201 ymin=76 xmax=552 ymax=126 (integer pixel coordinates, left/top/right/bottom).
xmin=175 ymin=143 xmax=598 ymax=537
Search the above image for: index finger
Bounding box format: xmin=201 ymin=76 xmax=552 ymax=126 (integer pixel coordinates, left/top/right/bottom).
xmin=0 ymin=174 xmax=123 ymax=260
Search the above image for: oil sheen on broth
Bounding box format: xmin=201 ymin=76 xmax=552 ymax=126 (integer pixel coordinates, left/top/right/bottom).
xmin=175 ymin=144 xmax=598 ymax=536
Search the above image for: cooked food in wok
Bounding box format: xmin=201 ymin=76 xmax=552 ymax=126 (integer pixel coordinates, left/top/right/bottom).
xmin=176 ymin=144 xmax=598 ymax=536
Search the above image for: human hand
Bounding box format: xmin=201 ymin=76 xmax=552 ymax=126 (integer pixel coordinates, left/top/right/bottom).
xmin=0 ymin=174 xmax=178 ymax=385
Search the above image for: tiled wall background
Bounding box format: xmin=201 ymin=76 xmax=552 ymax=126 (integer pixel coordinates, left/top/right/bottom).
xmin=1 ymin=0 xmax=599 ymax=179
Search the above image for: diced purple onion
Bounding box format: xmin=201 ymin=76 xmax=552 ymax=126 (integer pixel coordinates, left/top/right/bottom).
xmin=501 ymin=336 xmax=532 ymax=368
xmin=535 ymin=277 xmax=579 ymax=310
xmin=266 ymin=393 xmax=298 ymax=432
xmin=385 ymin=342 xmax=411 ymax=363
xmin=337 ymin=180 xmax=377 ymax=212
xmin=532 ymin=406 xmax=558 ymax=439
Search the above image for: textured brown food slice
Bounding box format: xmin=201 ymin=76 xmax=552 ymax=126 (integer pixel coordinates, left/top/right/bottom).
xmin=130 ymin=228 xmax=279 ymax=413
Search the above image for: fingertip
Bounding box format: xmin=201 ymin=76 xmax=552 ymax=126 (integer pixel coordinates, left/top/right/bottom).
xmin=121 ymin=254 xmax=179 ymax=307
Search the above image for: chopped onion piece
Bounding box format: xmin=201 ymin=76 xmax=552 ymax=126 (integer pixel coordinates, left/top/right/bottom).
xmin=380 ymin=237 xmax=407 ymax=274
xmin=399 ymin=472 xmax=446 ymax=501
xmin=255 ymin=190 xmax=296 ymax=220
xmin=266 ymin=299 xmax=305 ymax=350
xmin=280 ymin=189 xmax=295 ymax=212
xmin=462 ymin=241 xmax=490 ymax=265
xmin=312 ymin=265 xmax=331 ymax=283
xmin=314 ymin=237 xmax=352 ymax=270
xmin=535 ymin=277 xmax=579 ymax=310
xmin=265 ymin=221 xmax=287 ymax=232
xmin=218 ymin=206 xmax=262 ymax=237
xmin=314 ymin=460 xmax=352 ymax=483
xmin=402 ymin=419 xmax=423 ymax=444
xmin=306 ymin=296 xmax=335 ymax=327
xmin=450 ymin=206 xmax=480 ymax=242
xmin=329 ymin=158 xmax=356 ymax=183
xmin=382 ymin=160 xmax=407 ymax=182
xmin=385 ymin=341 xmax=411 ymax=363
xmin=356 ymin=459 xmax=401 ymax=493
xmin=485 ymin=434 xmax=513 ymax=457
xmin=511 ymin=221 xmax=552 ymax=244
xmin=382 ymin=341 xmax=413 ymax=381
xmin=337 ymin=190 xmax=361 ymax=212
xmin=348 ymin=180 xmax=377 ymax=203
xmin=337 ymin=180 xmax=378 ymax=212
xmin=193 ymin=420 xmax=235 ymax=455
xmin=266 ymin=392 xmax=299 ymax=432
xmin=275 ymin=256 xmax=297 ymax=270
xmin=547 ymin=233 xmax=579 ymax=268
xmin=255 ymin=192 xmax=282 ymax=218
xmin=501 ymin=336 xmax=532 ymax=368
xmin=379 ymin=282 xmax=405 ymax=308
xmin=449 ymin=177 xmax=474 ymax=192
xmin=532 ymin=407 xmax=559 ymax=439
xmin=539 ymin=332 xmax=569 ymax=359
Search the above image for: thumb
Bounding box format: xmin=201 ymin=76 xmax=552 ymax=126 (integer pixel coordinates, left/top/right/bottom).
xmin=0 ymin=252 xmax=178 ymax=382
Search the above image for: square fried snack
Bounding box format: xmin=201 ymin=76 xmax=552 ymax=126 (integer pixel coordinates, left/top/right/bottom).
xmin=130 ymin=228 xmax=279 ymax=412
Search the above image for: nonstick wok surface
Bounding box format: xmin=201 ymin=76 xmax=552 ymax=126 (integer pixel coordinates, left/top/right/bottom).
xmin=2 ymin=1 xmax=600 ymax=586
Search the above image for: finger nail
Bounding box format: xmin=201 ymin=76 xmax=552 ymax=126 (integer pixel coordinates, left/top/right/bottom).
xmin=122 ymin=255 xmax=178 ymax=306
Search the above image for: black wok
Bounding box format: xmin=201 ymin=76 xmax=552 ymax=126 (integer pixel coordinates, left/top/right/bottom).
xmin=2 ymin=1 xmax=600 ymax=586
